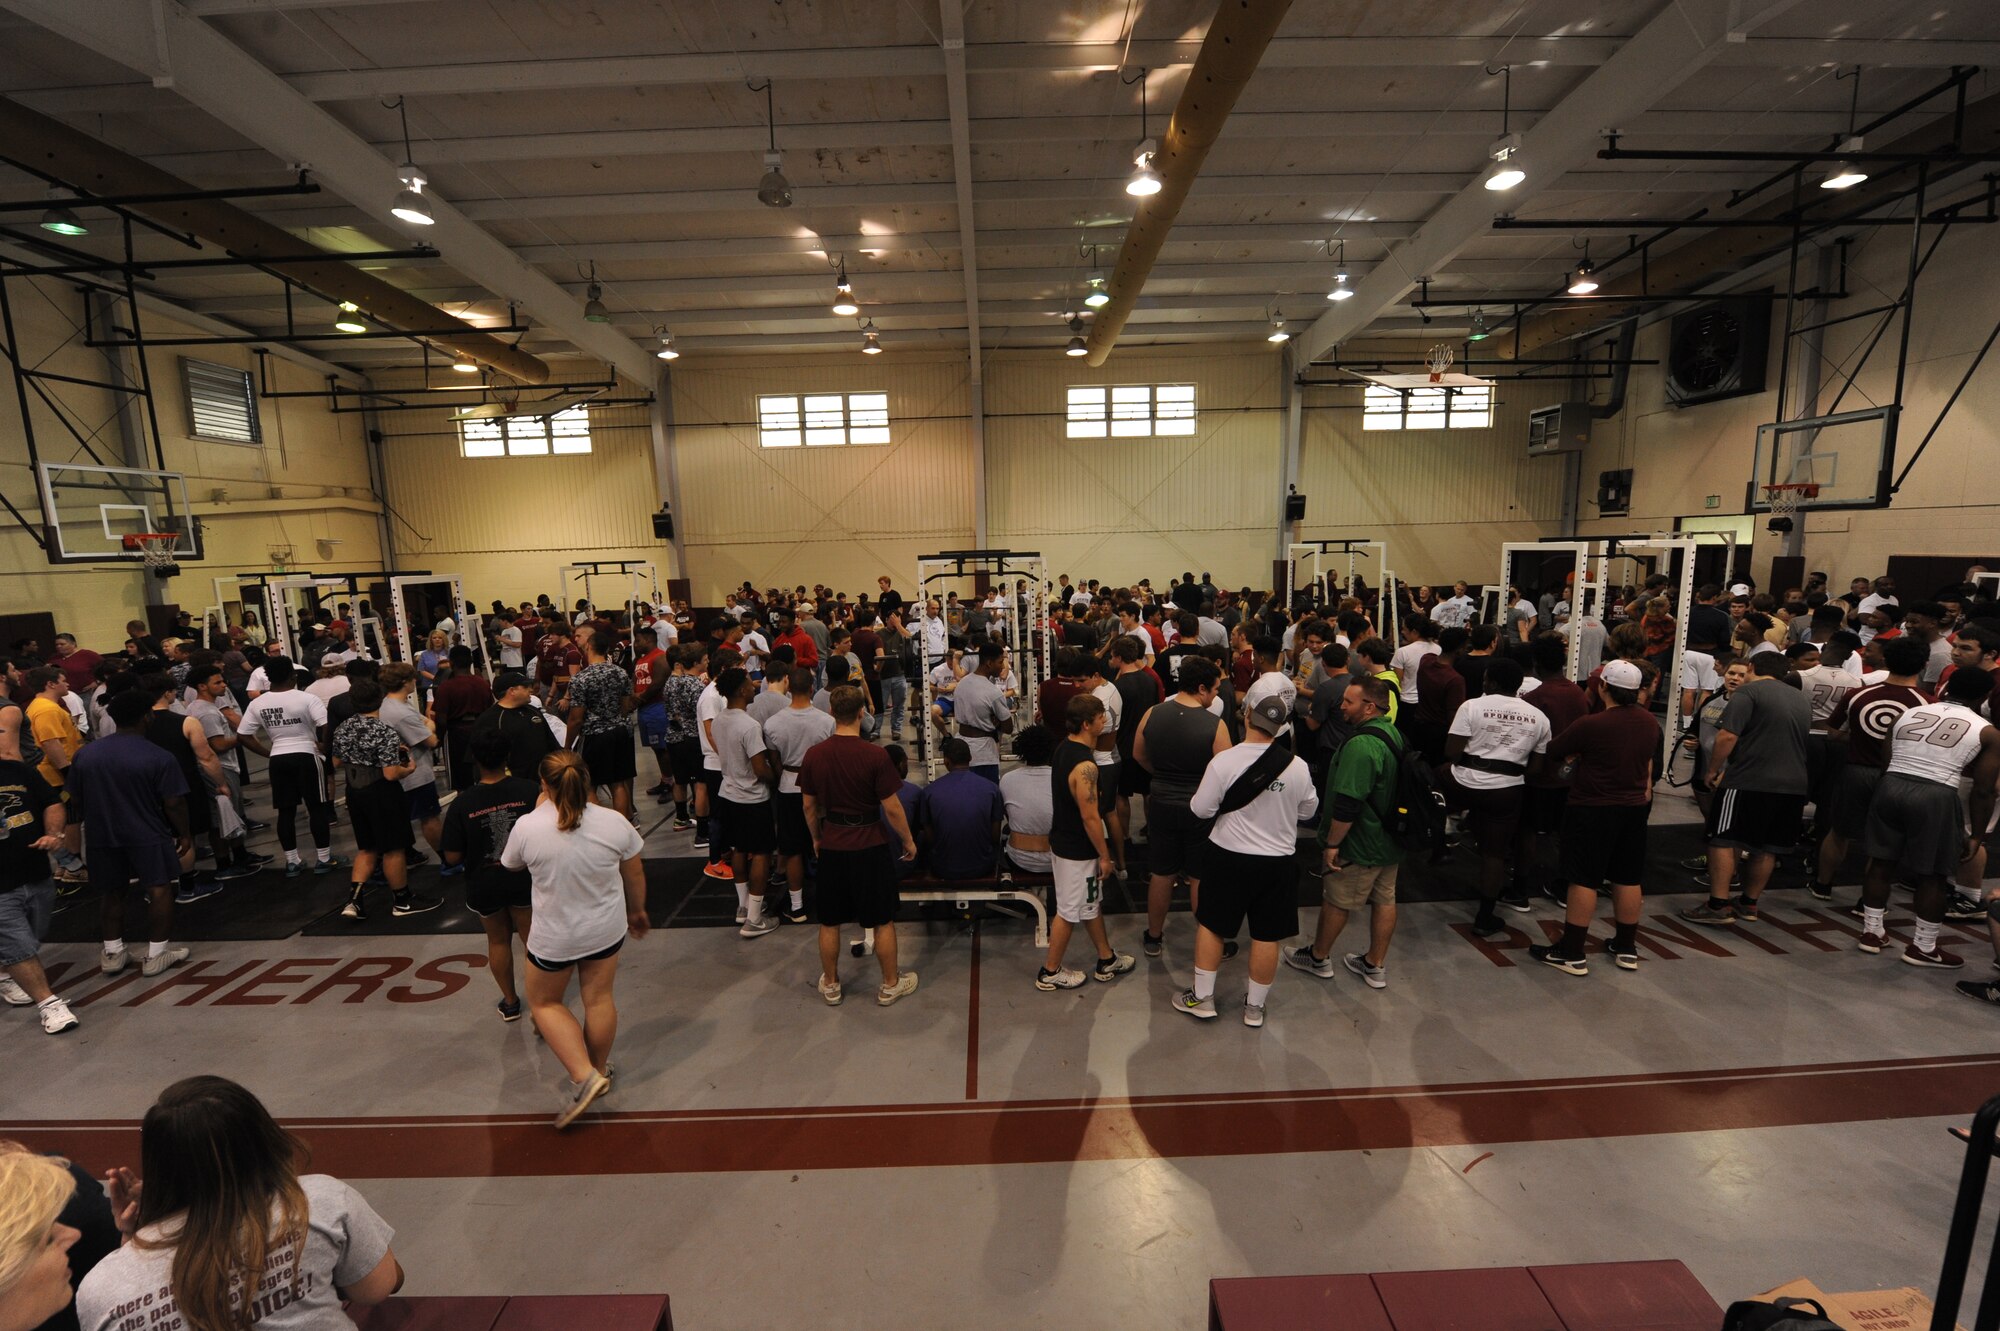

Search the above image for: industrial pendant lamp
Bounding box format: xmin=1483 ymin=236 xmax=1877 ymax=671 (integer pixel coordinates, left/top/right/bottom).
xmin=1064 ymin=314 xmax=1088 ymax=357
xmin=582 ymin=260 xmax=610 ymax=323
xmin=451 ymin=353 xmax=479 ymax=373
xmin=1821 ymin=66 xmax=1870 ymax=190
xmin=1084 ymin=248 xmax=1110 ymax=308
xmin=753 ymin=80 xmax=793 ymax=208
xmin=38 ymin=188 xmax=87 ymax=236
xmin=1566 ymin=241 xmax=1599 ymax=295
xmin=1467 ymin=308 xmax=1488 ymax=342
xmin=655 ymin=328 xmax=680 ymax=360
xmin=386 ymin=96 xmax=436 ymax=225
xmin=1326 ymin=239 xmax=1354 ymax=301
xmin=1125 ymin=69 xmax=1162 ymax=197
xmin=860 ymin=319 xmax=883 ymax=354
xmin=1482 ymin=65 xmax=1526 ymax=192
xmin=831 ymin=260 xmax=859 ymax=316
xmin=334 ymin=301 xmax=368 ymax=334
xmin=1266 ymin=311 xmax=1291 ymax=344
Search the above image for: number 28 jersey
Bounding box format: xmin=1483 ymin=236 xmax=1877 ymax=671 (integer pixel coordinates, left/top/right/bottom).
xmin=1886 ymin=701 xmax=1989 ymax=786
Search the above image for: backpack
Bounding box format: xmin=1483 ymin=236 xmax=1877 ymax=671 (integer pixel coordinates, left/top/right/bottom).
xmin=1720 ymin=1297 xmax=1840 ymax=1330
xmin=1346 ymin=725 xmax=1448 ymax=852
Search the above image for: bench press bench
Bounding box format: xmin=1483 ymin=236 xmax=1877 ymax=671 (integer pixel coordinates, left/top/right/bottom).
xmin=849 ymin=867 xmax=1053 ymax=954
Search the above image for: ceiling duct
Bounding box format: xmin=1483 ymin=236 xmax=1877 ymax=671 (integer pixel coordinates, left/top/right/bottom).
xmin=0 ymin=94 xmax=549 ymax=384
xmin=1082 ymin=0 xmax=1295 ymax=367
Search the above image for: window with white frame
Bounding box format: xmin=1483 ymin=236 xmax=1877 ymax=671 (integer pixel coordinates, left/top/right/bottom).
xmin=1361 ymin=383 xmax=1493 ymax=431
xmin=458 ymin=405 xmax=594 ymax=457
xmin=1066 ymin=383 xmax=1197 ymax=439
xmin=757 ymin=392 xmax=891 ymax=448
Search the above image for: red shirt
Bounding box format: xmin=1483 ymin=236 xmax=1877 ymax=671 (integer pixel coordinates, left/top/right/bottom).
xmin=1413 ymin=653 xmax=1466 ymax=726
xmin=432 ymin=673 xmax=495 ymax=735
xmin=538 ymin=638 xmax=581 ymax=689
xmin=1037 ymin=677 xmax=1084 ymax=728
xmin=1828 ymin=682 xmax=1930 ymax=767
xmin=852 ymin=627 xmax=881 ymax=681
xmin=1231 ymin=648 xmax=1255 ymax=693
xmin=632 ymin=648 xmax=667 ymax=700
xmin=1544 ymin=705 xmax=1660 ymax=806
xmin=517 ymin=616 xmax=544 ymax=663
xmin=774 ymin=628 xmax=819 ymax=670
xmin=50 ymin=648 xmax=102 ymax=694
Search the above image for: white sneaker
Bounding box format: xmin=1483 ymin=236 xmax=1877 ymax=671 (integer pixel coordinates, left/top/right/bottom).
xmin=141 ymin=947 xmax=191 ymax=977
xmin=877 ymin=971 xmax=919 ymax=1006
xmin=1242 ymin=1002 xmax=1266 ymax=1029
xmin=553 ymin=1071 xmax=611 ymax=1130
xmin=817 ymin=975 xmax=843 ymax=1006
xmin=0 ymin=975 xmax=31 ymax=1006
xmin=1283 ymin=946 xmax=1335 ymax=979
xmin=100 ymin=947 xmax=129 ymax=976
xmin=1035 ymin=966 xmax=1086 ymax=991
xmin=735 ymin=906 xmax=748 ymax=925
xmin=1170 ymin=989 xmax=1218 ymax=1020
xmin=38 ymin=998 xmax=78 ymax=1034
xmin=738 ymin=913 xmax=779 ymax=939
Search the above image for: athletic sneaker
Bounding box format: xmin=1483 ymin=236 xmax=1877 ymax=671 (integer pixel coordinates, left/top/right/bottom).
xmin=692 ymin=830 xmax=711 ymax=849
xmin=312 ymin=857 xmax=345 ymax=875
xmin=1498 ymin=890 xmax=1532 ymax=913
xmin=1857 ymin=929 xmax=1886 ymax=954
xmin=1946 ymin=894 xmax=1986 ymax=922
xmin=213 ymin=860 xmax=261 ymax=882
xmin=140 ymin=947 xmax=190 ymax=977
xmin=497 ymin=997 xmax=522 ymax=1022
xmin=1540 ymin=882 xmax=1567 ymax=907
xmin=1468 ymin=915 xmax=1508 ymax=940
xmin=1528 ymin=944 xmax=1588 ymax=977
xmin=1093 ymin=953 xmax=1136 ymax=981
xmin=1955 ymin=980 xmax=2000 ymax=1005
xmin=1607 ymin=940 xmax=1640 ymax=972
xmin=1141 ymin=931 xmax=1163 ymax=958
xmin=1807 ymin=881 xmax=1835 ymax=902
xmin=1284 ymin=946 xmax=1335 ymax=979
xmin=817 ymin=976 xmax=843 ymax=1006
xmin=1679 ymin=854 xmax=1709 ymax=872
xmin=1035 ymin=966 xmax=1086 ymax=991
xmin=878 ymin=972 xmax=919 ymax=1006
xmin=438 ymin=862 xmax=465 ymax=878
xmin=738 ymin=913 xmax=779 ymax=939
xmin=781 ymin=903 xmax=809 ymax=925
xmin=1241 ymin=1002 xmax=1266 ymax=1029
xmin=1170 ymin=989 xmax=1218 ymax=1020
xmin=174 ymin=879 xmax=225 ymax=906
xmin=37 ymin=998 xmax=78 ymax=1034
xmin=52 ymin=865 xmax=88 ymax=886
xmin=1731 ymin=896 xmax=1761 ymax=923
xmin=341 ymin=897 xmax=366 ymax=922
xmin=734 ymin=906 xmax=748 ymax=925
xmin=243 ymin=818 xmax=270 ymax=832
xmin=100 ymin=948 xmax=128 ymax=976
xmin=391 ymin=893 xmax=441 ymax=918
xmin=1343 ymin=953 xmax=1387 ymax=990
xmin=284 ymin=861 xmax=307 ymax=879
xmin=673 ymin=817 xmax=697 ymax=831
xmin=553 ymin=1071 xmax=611 ymax=1130
xmin=702 ymin=863 xmax=734 ymax=881
xmin=1903 ymin=944 xmax=1964 ymax=970
xmin=0 ymin=975 xmax=31 ymax=1005
xmin=1680 ymin=899 xmax=1738 ymax=927
xmin=1220 ymin=940 xmax=1240 ymax=961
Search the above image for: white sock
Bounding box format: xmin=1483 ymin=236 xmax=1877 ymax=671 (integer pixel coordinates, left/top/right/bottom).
xmin=735 ymin=882 xmax=749 ymax=911
xmin=746 ymin=894 xmax=765 ymax=923
xmin=1247 ymin=979 xmax=1272 ymax=1007
xmin=790 ymin=889 xmax=803 ymax=911
xmin=102 ymin=939 xmax=124 ymax=955
xmin=1914 ymin=920 xmax=1942 ymax=953
xmin=37 ymin=996 xmax=60 ymax=1009
xmin=1193 ymin=966 xmax=1216 ymax=1001
xmin=147 ymin=940 xmax=168 ymax=959
xmin=285 ymin=850 xmax=302 ymax=865
xmin=316 ymin=848 xmax=331 ymax=863
xmin=1862 ymin=905 xmax=1887 ymax=934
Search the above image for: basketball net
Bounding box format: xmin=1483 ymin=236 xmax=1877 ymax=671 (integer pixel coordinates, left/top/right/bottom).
xmin=1426 ymin=344 xmax=1454 ymax=384
xmin=1763 ymin=483 xmax=1819 ymax=519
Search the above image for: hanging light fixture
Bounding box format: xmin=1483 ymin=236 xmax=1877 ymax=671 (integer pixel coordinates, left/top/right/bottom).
xmin=1822 ymin=66 xmax=1870 ymax=190
xmin=1467 ymin=308 xmax=1489 ymax=342
xmin=1266 ymin=311 xmax=1291 ymax=343
xmin=334 ymin=301 xmax=368 ymax=334
xmin=38 ymin=188 xmax=87 ymax=236
xmin=386 ymin=96 xmax=436 ymax=225
xmin=831 ymin=260 xmax=859 ymax=316
xmin=581 ymin=260 xmax=610 ymax=323
xmin=1084 ymin=248 xmax=1111 ymax=308
xmin=1482 ymin=65 xmax=1526 ymax=192
xmin=450 ymin=353 xmax=479 ymax=373
xmin=1326 ymin=239 xmax=1354 ymax=301
xmin=860 ymin=319 xmax=883 ymax=354
xmin=655 ymin=328 xmax=680 ymax=361
xmin=752 ymin=79 xmax=793 ymax=208
xmin=1125 ymin=68 xmax=1163 ymax=197
xmin=1566 ymin=242 xmax=1599 ymax=295
xmin=1063 ymin=314 xmax=1089 ymax=357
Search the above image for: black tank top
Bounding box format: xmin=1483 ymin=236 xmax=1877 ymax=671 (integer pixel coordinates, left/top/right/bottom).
xmin=143 ymin=709 xmax=204 ymax=796
xmin=1143 ymin=698 xmax=1221 ymax=802
xmin=1049 ymin=738 xmax=1098 ymax=861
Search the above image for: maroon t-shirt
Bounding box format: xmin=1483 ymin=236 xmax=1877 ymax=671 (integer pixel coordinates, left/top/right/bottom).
xmin=798 ymin=734 xmax=899 ymax=852
xmin=1038 ymin=677 xmax=1084 ymax=729
xmin=1829 ymin=682 xmax=1930 ymax=767
xmin=852 ymin=627 xmax=881 ymax=682
xmin=1544 ymin=705 xmax=1659 ymax=806
xmin=1413 ymin=654 xmax=1466 ymax=727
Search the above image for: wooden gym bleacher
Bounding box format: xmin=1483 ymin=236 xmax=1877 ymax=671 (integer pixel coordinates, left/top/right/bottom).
xmin=349 ymin=1293 xmax=671 ymax=1331
xmin=1208 ymin=1260 xmax=1721 ymax=1331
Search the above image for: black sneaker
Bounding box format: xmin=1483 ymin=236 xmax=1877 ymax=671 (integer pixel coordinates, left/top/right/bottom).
xmin=1955 ymin=980 xmax=2000 ymax=1006
xmin=781 ymin=903 xmax=809 ymax=925
xmin=1468 ymin=915 xmax=1508 ymax=940
xmin=1807 ymin=880 xmax=1834 ymax=902
xmin=1946 ymin=893 xmax=1986 ymax=922
xmin=405 ymin=850 xmax=429 ymax=868
xmin=497 ymin=996 xmax=523 ymax=1022
xmin=1141 ymin=931 xmax=1163 ymax=958
xmin=340 ymin=896 xmax=366 ymax=922
xmin=1540 ymin=882 xmax=1567 ymax=907
xmin=1498 ymin=890 xmax=1531 ymax=913
xmin=243 ymin=818 xmax=270 ymax=832
xmin=692 ymin=832 xmax=710 ymax=849
xmin=1527 ymin=943 xmax=1587 ymax=976
xmin=1731 ymin=895 xmax=1761 ymax=923
xmin=1220 ymin=939 xmax=1240 ymax=961
xmin=1606 ymin=939 xmax=1640 ymax=971
xmin=391 ymin=893 xmax=442 ymax=918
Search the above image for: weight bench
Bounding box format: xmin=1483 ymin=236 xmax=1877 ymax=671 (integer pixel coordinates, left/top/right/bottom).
xmin=850 ymin=868 xmax=1052 ymax=955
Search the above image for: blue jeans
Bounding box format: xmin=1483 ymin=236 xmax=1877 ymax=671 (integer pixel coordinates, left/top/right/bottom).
xmin=881 ymin=676 xmax=909 ymax=735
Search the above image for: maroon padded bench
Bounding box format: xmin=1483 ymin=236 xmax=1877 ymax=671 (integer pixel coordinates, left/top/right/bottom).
xmin=1209 ymin=1260 xmax=1719 ymax=1331
xmin=350 ymin=1295 xmax=670 ymax=1331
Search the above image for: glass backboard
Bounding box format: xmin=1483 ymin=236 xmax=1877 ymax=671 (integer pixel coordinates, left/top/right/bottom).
xmin=37 ymin=462 xmax=202 ymax=563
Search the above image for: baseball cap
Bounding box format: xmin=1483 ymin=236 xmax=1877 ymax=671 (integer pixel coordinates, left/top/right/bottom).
xmin=1729 ymin=583 xmax=1751 ymax=597
xmin=493 ymin=670 xmax=530 ymax=693
xmin=1601 ymin=660 xmax=1644 ymax=690
xmin=1247 ymin=695 xmax=1291 ymax=735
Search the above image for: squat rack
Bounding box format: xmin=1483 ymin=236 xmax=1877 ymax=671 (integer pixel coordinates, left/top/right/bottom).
xmin=1284 ymin=539 xmax=1398 ymax=644
xmin=557 ymin=561 xmax=662 ymax=636
xmin=914 ymin=549 xmax=1049 ymax=781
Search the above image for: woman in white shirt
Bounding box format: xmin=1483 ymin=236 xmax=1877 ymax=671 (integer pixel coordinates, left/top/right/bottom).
xmin=500 ymin=750 xmax=648 ymax=1130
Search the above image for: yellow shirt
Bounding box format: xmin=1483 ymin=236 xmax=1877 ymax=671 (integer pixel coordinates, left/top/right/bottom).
xmin=26 ymin=696 xmax=81 ymax=789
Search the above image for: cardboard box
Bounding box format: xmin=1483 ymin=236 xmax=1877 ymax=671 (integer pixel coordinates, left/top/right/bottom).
xmin=1754 ymin=1278 xmax=1966 ymax=1331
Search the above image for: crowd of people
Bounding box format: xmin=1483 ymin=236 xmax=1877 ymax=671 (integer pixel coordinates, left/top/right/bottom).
xmin=5 ymin=564 xmax=2000 ymax=1132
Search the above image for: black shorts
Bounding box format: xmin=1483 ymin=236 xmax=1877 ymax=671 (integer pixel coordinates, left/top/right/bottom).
xmin=1441 ymin=771 xmax=1525 ymax=855
xmin=1806 ymin=732 xmax=1847 ymax=812
xmin=581 ymin=728 xmax=637 ymax=785
xmin=1119 ymin=756 xmax=1151 ymax=797
xmin=1707 ymin=787 xmax=1808 ymax=856
xmin=774 ymin=791 xmax=811 ymax=857
xmin=1521 ymin=782 xmax=1569 ymax=836
xmin=526 ymin=936 xmax=623 ymax=972
xmin=718 ymin=796 xmax=776 ymax=855
xmin=404 ymin=781 xmax=442 ymax=822
xmin=1864 ymin=772 xmax=1966 ymax=877
xmin=268 ymin=751 xmax=329 ymax=811
xmin=1192 ymin=845 xmax=1300 ymax=943
xmin=1558 ymin=803 xmax=1650 ymax=890
xmin=86 ymin=838 xmax=181 ymax=893
xmin=1145 ymin=796 xmax=1211 ymax=879
xmin=1093 ymin=757 xmax=1118 ymax=815
xmin=816 ymin=843 xmax=901 ymax=928
xmin=465 ymin=867 xmax=533 ymax=917
xmin=1835 ymin=763 xmax=1883 ymax=827
xmin=666 ymin=739 xmax=702 ymax=784
xmin=346 ymin=780 xmax=416 ymax=856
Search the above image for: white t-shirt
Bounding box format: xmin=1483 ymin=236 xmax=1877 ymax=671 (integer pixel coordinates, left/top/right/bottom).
xmin=246 ymin=665 xmax=270 ymax=695
xmin=502 ymin=801 xmax=645 ymax=963
xmin=499 ymin=624 xmax=524 ymax=668
xmin=1389 ymin=641 xmax=1440 ymax=701
xmin=917 ymin=616 xmax=949 ymax=660
xmin=1434 ymin=595 xmax=1475 ymax=629
xmin=306 ymin=676 xmax=350 ymax=707
xmin=697 ymin=680 xmax=725 ymax=769
xmin=1446 ymin=695 xmax=1553 ymax=790
xmin=999 ymin=765 xmax=1054 ymax=873
xmin=237 ymin=686 xmax=327 ymax=757
xmin=739 ymin=630 xmax=770 ymax=674
xmin=1189 ymin=741 xmax=1319 ymax=857
xmin=1090 ymin=681 xmax=1121 ymax=766
xmin=1857 ymin=592 xmax=1899 ymax=620
xmin=1798 ymin=663 xmax=1865 ymax=727
xmin=1886 ymin=701 xmax=1989 ymax=786
xmin=76 ymin=1174 xmax=392 ymax=1331
xmin=1680 ymin=649 xmax=1721 ymax=697
xmin=1123 ymin=625 xmax=1153 ymax=659
xmin=712 ymin=708 xmax=772 ymax=804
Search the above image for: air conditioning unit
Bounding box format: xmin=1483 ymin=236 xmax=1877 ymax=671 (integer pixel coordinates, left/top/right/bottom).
xmin=1666 ymin=296 xmax=1771 ymax=407
xmin=1527 ymin=401 xmax=1591 ymax=455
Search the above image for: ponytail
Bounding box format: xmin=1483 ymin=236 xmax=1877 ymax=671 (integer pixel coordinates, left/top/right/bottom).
xmin=539 ymin=750 xmax=592 ymax=831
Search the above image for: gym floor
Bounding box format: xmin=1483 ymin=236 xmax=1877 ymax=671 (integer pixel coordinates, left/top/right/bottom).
xmin=8 ymin=771 xmax=1996 ymax=1329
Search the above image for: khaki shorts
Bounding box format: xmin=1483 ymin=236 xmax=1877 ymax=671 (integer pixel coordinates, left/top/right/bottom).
xmin=1324 ymin=861 xmax=1398 ymax=911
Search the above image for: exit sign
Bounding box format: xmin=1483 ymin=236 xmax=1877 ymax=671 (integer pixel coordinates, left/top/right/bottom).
xmin=1705 ymin=494 xmax=1721 ymax=509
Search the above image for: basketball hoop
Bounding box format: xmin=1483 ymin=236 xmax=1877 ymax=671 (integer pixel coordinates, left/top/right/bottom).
xmin=121 ymin=532 xmax=179 ymax=572
xmin=1425 ymin=344 xmax=1454 ymax=384
xmin=1763 ymin=482 xmax=1820 ymax=518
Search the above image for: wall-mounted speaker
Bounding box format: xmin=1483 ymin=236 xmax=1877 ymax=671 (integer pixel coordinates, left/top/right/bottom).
xmin=652 ymin=508 xmax=675 ymax=540
xmin=1284 ymin=493 xmax=1307 ymax=522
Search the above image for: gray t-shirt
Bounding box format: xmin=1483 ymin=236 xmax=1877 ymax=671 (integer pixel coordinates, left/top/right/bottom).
xmin=762 ymin=704 xmax=836 ymax=794
xmin=186 ymin=697 xmax=233 ymax=746
xmin=952 ymin=671 xmax=1013 ymax=767
xmin=77 ymin=1174 xmax=392 ymax=1331
xmin=1717 ymin=678 xmax=1813 ymax=794
xmin=712 ymin=708 xmax=772 ymax=804
xmin=747 ymin=687 xmax=791 ymax=726
xmin=380 ymin=696 xmax=436 ymax=792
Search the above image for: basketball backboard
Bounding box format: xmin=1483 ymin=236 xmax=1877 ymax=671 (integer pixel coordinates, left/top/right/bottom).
xmin=1747 ymin=406 xmax=1896 ymax=512
xmin=36 ymin=462 xmax=202 ymax=563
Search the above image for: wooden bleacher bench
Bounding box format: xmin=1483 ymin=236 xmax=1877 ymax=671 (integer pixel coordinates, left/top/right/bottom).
xmin=350 ymin=1294 xmax=671 ymax=1331
xmin=1208 ymin=1260 xmax=1719 ymax=1331
xmin=850 ymin=865 xmax=1053 ymax=954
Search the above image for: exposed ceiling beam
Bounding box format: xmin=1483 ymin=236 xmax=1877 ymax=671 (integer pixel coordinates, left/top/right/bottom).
xmin=938 ymin=0 xmax=981 ymax=392
xmin=0 ymin=0 xmax=657 ymax=383
xmin=1297 ymin=0 xmax=1794 ymax=363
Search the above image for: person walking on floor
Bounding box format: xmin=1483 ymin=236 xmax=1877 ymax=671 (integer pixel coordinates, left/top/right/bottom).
xmin=70 ymin=691 xmax=193 ymax=979
xmin=442 ymin=728 xmax=539 ymax=1022
xmin=0 ymin=748 xmax=79 ymax=1034
xmin=1288 ymin=676 xmax=1403 ymax=990
xmin=1037 ymin=694 xmax=1137 ymax=991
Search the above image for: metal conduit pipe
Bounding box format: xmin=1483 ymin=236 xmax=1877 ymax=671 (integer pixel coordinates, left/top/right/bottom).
xmin=1083 ymin=0 xmax=1295 ymax=366
xmin=0 ymin=95 xmax=549 ymax=384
